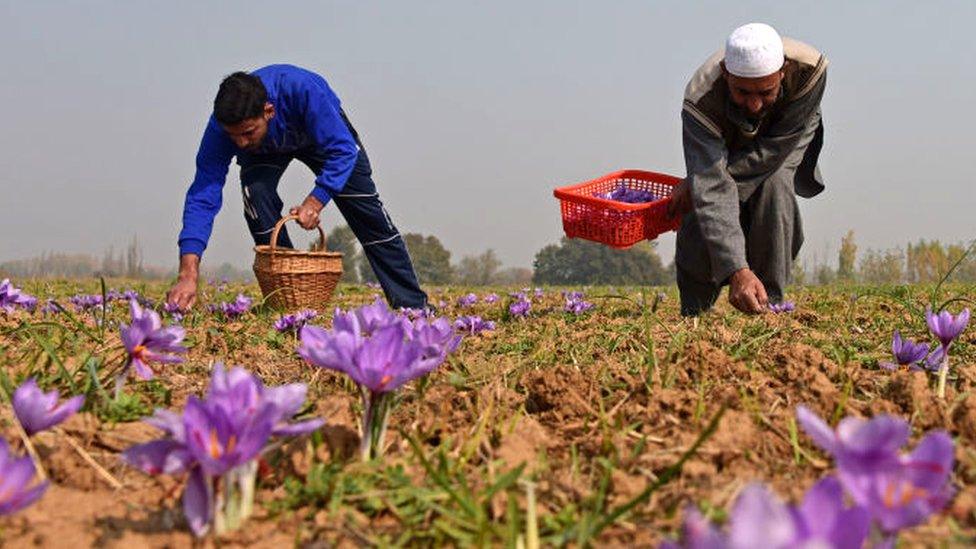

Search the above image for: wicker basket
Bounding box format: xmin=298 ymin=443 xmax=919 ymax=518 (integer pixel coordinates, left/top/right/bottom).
xmin=253 ymin=215 xmax=343 ymax=310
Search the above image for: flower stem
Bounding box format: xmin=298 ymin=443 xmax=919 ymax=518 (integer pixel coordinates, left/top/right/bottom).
xmin=12 ymin=417 xmax=47 ymax=481
xmin=360 ymin=391 xmax=393 ymax=461
xmin=238 ymin=460 xmax=258 ymax=521
xmin=937 ymin=349 xmax=950 ymax=399
xmin=113 ymin=374 xmax=126 ymax=400
xmin=359 ymin=390 xmax=375 ymax=461
xmin=213 ymin=476 xmax=227 ymax=535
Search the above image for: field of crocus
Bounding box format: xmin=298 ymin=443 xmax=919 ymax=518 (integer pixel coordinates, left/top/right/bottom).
xmin=0 ymin=277 xmax=974 ymax=547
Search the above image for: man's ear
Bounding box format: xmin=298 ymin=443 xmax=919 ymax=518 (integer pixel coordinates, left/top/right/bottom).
xmin=264 ymin=102 xmax=275 ymax=120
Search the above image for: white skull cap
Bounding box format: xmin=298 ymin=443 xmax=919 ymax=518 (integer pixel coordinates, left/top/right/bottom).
xmin=724 ymin=23 xmax=784 ymax=78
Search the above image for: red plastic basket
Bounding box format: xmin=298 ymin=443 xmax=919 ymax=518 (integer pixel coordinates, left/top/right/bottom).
xmin=553 ymin=170 xmax=683 ymax=249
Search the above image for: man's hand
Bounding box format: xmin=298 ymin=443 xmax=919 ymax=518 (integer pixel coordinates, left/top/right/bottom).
xmin=166 ymin=254 xmax=200 ymax=310
xmin=667 ymin=180 xmax=692 ymax=219
xmin=728 ymin=268 xmax=768 ymax=314
xmin=289 ymin=195 xmax=324 ymax=230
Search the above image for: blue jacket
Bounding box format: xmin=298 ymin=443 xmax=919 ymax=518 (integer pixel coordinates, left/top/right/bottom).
xmin=178 ymin=64 xmax=359 ymax=257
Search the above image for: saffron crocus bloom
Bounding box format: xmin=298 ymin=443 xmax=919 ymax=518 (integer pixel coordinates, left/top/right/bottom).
xmin=352 ymin=298 xmax=400 ymax=335
xmin=768 ymin=301 xmax=795 ymax=314
xmin=123 ymin=365 xmax=319 ymax=537
xmin=840 ymin=431 xmax=955 ymax=534
xmin=300 ymin=321 xmax=426 ymax=394
xmin=926 ymin=307 xmax=970 ymax=349
xmin=273 ymin=309 xmax=318 ymax=333
xmin=796 ymin=406 xmax=955 ymax=536
xmin=483 ymin=293 xmax=500 ymax=304
xmin=662 ymin=480 xmax=869 ymax=549
xmin=563 ymin=292 xmax=594 ymax=315
xmin=205 ymin=363 xmax=324 ymax=437
xmin=120 ymin=300 xmax=187 ymax=381
xmin=509 ymin=298 xmax=531 ymax=318
xmin=925 ymin=307 xmax=970 ymax=398
xmin=796 ymin=405 xmax=908 ymax=474
xmin=457 ymin=293 xmax=478 ymax=307
xmin=12 ymin=378 xmax=85 ymax=436
xmin=40 ymin=300 xmax=61 ymax=316
xmin=69 ymin=294 xmax=104 ymax=311
xmin=598 ymin=185 xmax=658 ymax=204
xmin=211 ymin=293 xmax=252 ymax=318
xmin=183 ymin=396 xmax=275 ymax=477
xmin=0 ymin=439 xmax=49 ymax=516
xmin=879 ymin=331 xmax=930 ymax=371
xmin=163 ymin=301 xmax=185 ymax=322
xmin=454 ymin=316 xmax=496 ymax=336
xmin=0 ymin=279 xmax=36 ymax=313
xmin=298 ymin=300 xmax=460 ymax=459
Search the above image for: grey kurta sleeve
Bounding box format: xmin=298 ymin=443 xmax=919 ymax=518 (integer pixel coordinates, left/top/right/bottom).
xmin=683 ymin=109 xmax=749 ymax=283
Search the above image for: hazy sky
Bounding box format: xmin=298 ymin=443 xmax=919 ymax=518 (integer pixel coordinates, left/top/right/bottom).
xmin=2 ymin=1 xmax=974 ymax=272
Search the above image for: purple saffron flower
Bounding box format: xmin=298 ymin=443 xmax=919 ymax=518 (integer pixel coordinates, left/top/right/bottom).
xmin=660 ymin=506 xmax=724 ymax=549
xmin=120 ymin=300 xmax=187 ymax=380
xmin=483 ymin=293 xmax=500 ymax=304
xmin=0 ymin=279 xmax=37 ymax=313
xmin=298 ymin=301 xmax=460 ymax=460
xmin=183 ymin=396 xmax=276 ymax=477
xmin=409 ymin=317 xmax=463 ymax=370
xmin=454 ymin=316 xmax=496 ymax=336
xmin=210 ymin=293 xmax=253 ymax=319
xmin=183 ymin=467 xmax=213 ymax=537
xmin=69 ymin=293 xmax=104 ymax=312
xmin=509 ymin=297 xmax=531 ymax=318
xmin=123 ymin=365 xmax=316 ymax=537
xmin=563 ymin=292 xmax=595 ymax=315
xmin=880 ymin=331 xmax=931 ymax=371
xmin=163 ymin=301 xmax=185 ymax=322
xmin=789 ymin=477 xmax=872 ymax=548
xmin=12 ymin=378 xmax=85 ymax=436
xmin=796 ymin=406 xmax=955 ymax=535
xmin=534 ymin=287 xmax=545 ymax=299
xmin=768 ymin=301 xmax=796 ymax=314
xmin=352 ymin=298 xmax=400 ymax=335
xmin=796 ymin=405 xmax=908 ymax=474
xmin=597 ymin=185 xmax=659 ymax=204
xmin=0 ymin=439 xmax=49 ymax=516
xmin=40 ymin=299 xmax=61 ymax=316
xmin=925 ymin=307 xmax=970 ymax=398
xmin=924 ymin=345 xmax=945 ymax=372
xmin=457 ymin=293 xmax=478 ymax=308
xmin=663 ymin=480 xmax=869 ymax=549
xmin=300 ymin=322 xmax=426 ymax=394
xmin=206 ymin=363 xmax=324 ymax=437
xmin=840 ymin=431 xmax=955 ymax=534
xmin=926 ymin=307 xmax=970 ymax=349
xmin=274 ymin=314 xmax=298 ymax=333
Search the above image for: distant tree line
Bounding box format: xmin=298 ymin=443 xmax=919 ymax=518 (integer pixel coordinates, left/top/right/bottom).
xmin=325 ymin=225 xmax=673 ymax=287
xmin=9 ymin=225 xmax=968 ymax=288
xmin=0 ymin=236 xmax=253 ymax=282
xmin=794 ymin=231 xmax=976 ymax=285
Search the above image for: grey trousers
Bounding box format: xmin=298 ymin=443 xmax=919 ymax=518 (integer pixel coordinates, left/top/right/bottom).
xmin=675 ymin=170 xmax=804 ymax=316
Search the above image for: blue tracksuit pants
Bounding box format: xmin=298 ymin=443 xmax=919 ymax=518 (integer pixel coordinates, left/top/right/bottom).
xmin=237 ymin=119 xmax=428 ymax=310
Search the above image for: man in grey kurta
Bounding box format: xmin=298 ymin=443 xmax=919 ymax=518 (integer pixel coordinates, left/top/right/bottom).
xmin=668 ymin=23 xmax=828 ymax=316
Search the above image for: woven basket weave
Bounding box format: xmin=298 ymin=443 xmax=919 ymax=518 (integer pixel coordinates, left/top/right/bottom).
xmin=253 ymin=215 xmax=343 ymax=311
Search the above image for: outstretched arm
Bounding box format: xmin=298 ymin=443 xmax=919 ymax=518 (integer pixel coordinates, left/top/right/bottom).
xmin=169 ymin=118 xmax=235 ymax=307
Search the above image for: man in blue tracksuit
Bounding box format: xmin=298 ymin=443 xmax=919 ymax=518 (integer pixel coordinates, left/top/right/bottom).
xmin=166 ymin=64 xmax=428 ymax=310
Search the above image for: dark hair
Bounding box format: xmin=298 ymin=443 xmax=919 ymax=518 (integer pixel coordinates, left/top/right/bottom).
xmin=213 ymin=72 xmax=268 ymax=125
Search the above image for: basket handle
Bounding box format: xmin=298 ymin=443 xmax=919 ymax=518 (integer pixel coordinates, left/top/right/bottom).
xmin=269 ymin=215 xmax=328 ymax=254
